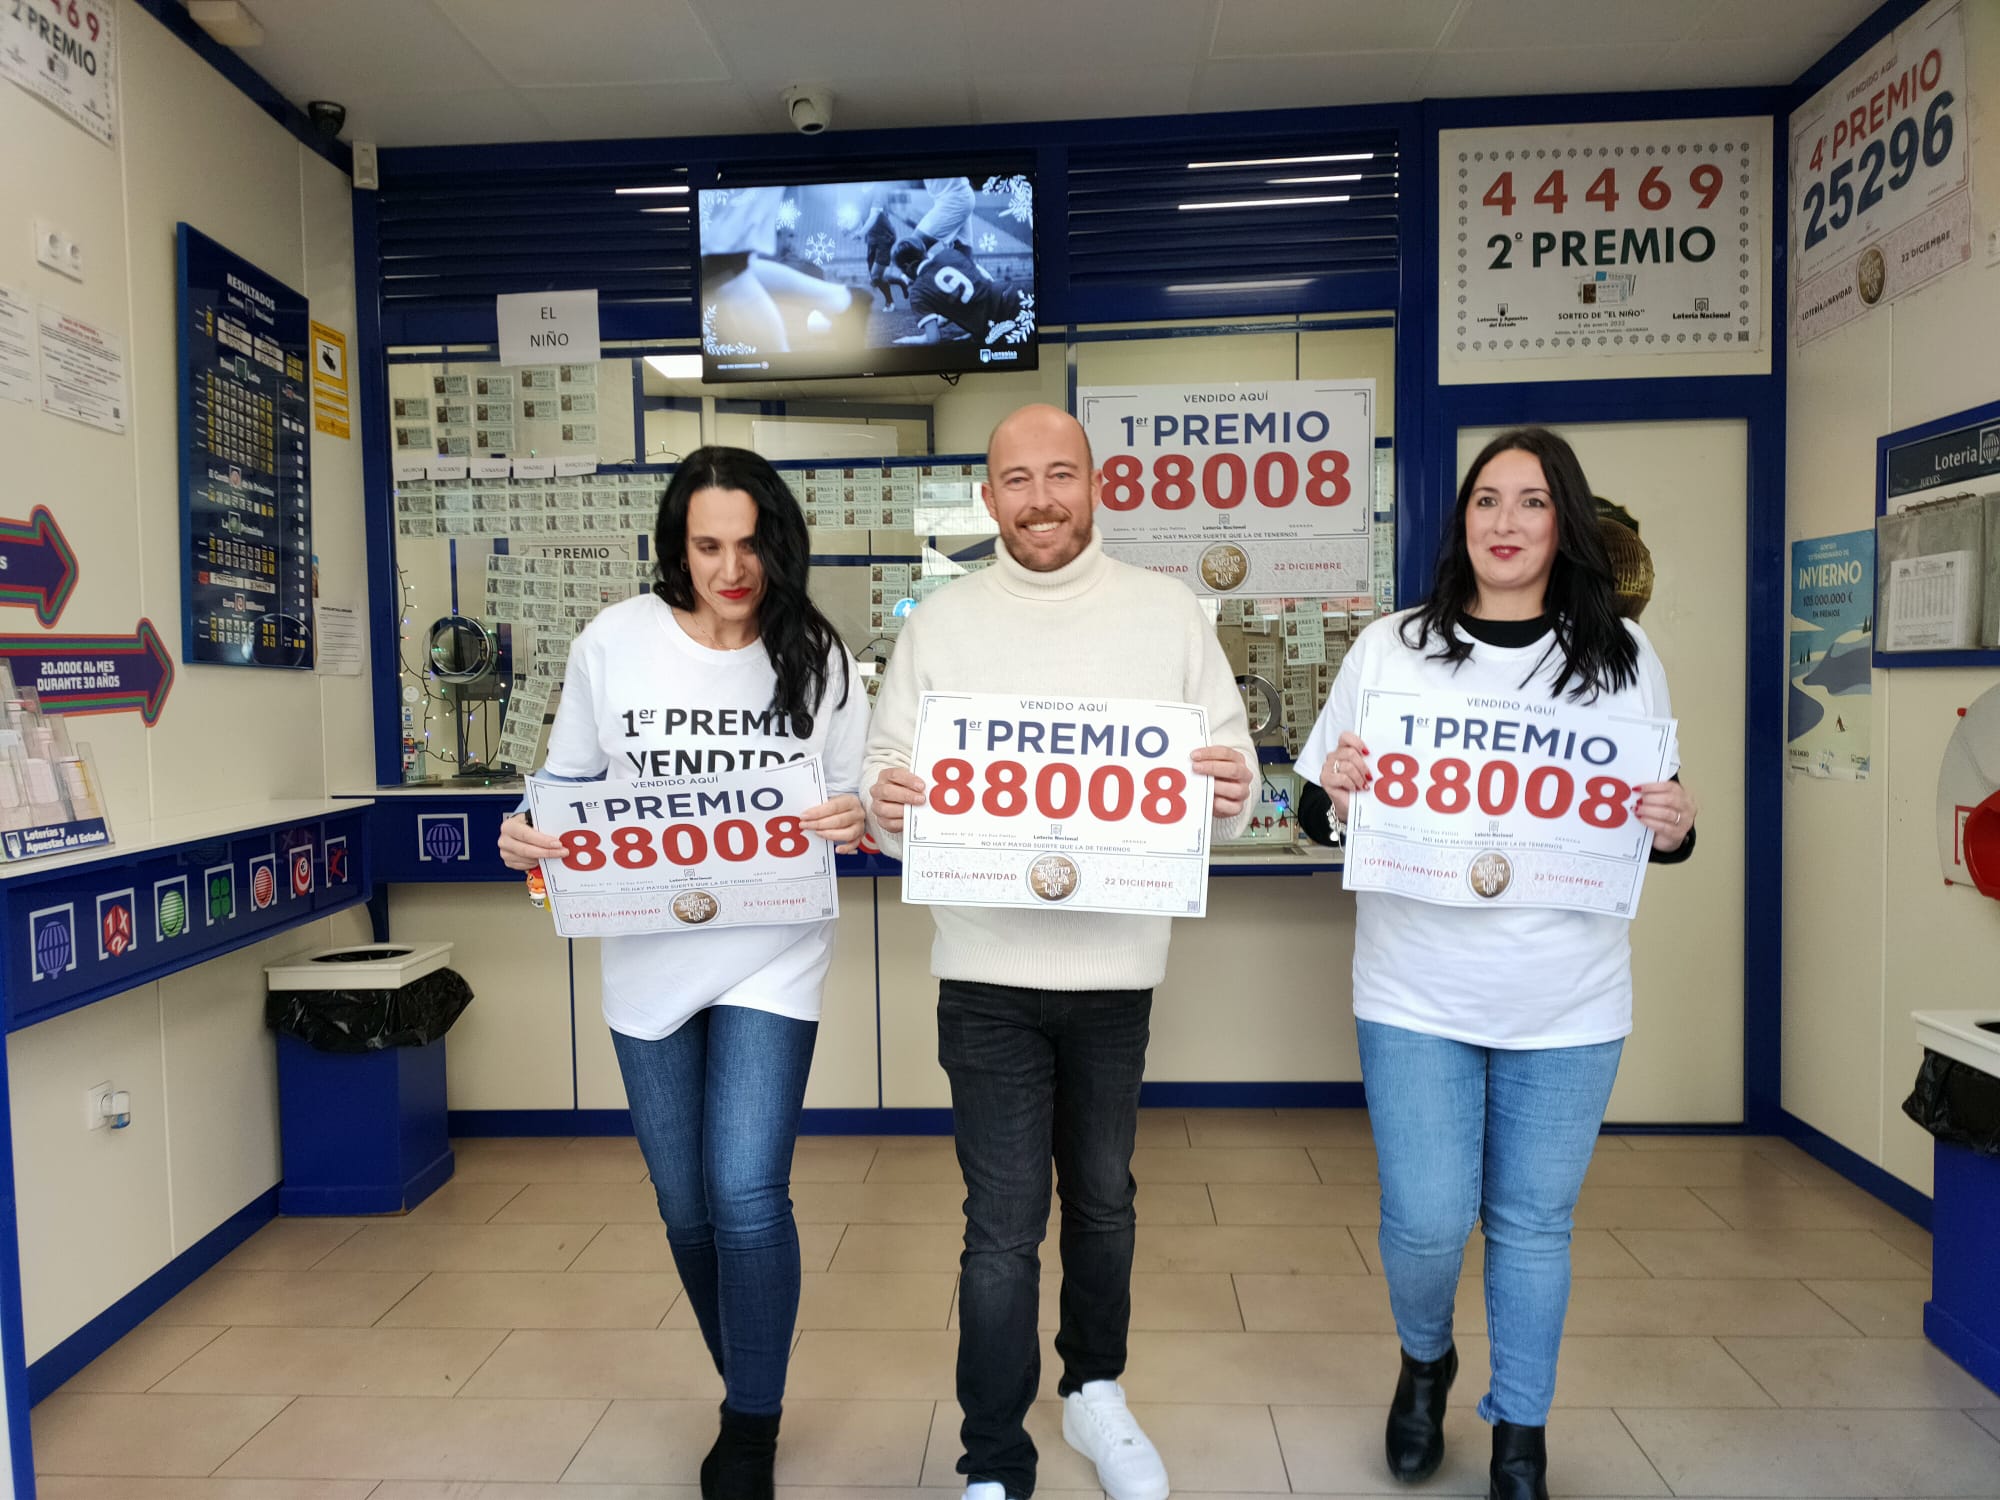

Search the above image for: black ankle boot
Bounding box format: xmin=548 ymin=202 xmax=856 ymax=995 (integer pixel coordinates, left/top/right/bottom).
xmin=1488 ymin=1419 xmax=1548 ymax=1500
xmin=1385 ymin=1344 xmax=1457 ymax=1483
xmin=699 ymin=1405 xmax=780 ymax=1500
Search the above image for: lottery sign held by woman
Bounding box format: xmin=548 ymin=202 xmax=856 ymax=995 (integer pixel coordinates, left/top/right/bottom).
xmin=1341 ymin=687 xmax=1675 ymax=916
xmin=528 ymin=759 xmax=838 ymax=935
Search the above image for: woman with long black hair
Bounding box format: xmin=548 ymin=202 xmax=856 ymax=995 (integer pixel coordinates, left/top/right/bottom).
xmin=1300 ymin=428 xmax=1697 ymax=1500
xmin=500 ymin=446 xmax=868 ymax=1500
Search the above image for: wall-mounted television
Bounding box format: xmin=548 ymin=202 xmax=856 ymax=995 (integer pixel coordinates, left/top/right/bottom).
xmin=696 ymin=173 xmax=1037 ymax=383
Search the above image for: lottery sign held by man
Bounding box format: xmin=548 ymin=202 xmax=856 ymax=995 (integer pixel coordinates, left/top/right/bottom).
xmin=899 ymin=691 xmax=1216 ymax=917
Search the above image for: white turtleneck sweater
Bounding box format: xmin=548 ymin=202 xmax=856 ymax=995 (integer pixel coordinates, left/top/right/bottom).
xmin=862 ymin=533 xmax=1254 ymax=991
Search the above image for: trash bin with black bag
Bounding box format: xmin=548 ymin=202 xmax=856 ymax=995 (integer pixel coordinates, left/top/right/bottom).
xmin=1905 ymin=1009 xmax=2000 ymax=1397
xmin=266 ymin=942 xmax=472 ymax=1214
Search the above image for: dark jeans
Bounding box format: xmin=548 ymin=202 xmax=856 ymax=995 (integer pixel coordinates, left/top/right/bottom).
xmin=938 ymin=978 xmax=1152 ymax=1498
xmin=611 ymin=1005 xmax=818 ymax=1416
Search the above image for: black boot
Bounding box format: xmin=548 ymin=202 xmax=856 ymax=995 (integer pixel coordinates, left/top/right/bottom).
xmin=699 ymin=1405 xmax=779 ymax=1500
xmin=1488 ymin=1420 xmax=1548 ymax=1500
xmin=1385 ymin=1344 xmax=1457 ymax=1483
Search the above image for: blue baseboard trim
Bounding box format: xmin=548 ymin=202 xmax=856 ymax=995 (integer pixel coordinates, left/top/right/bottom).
xmin=450 ymin=1109 xmax=634 ymax=1136
xmin=28 ymin=1186 xmax=279 ymax=1404
xmin=802 ymin=1107 xmax=953 ymax=1135
xmin=276 ymin=1147 xmax=456 ymax=1217
xmin=452 ymin=1106 xmax=960 ymax=1136
xmin=451 ymin=1098 xmax=1822 ymax=1142
xmin=1779 ymin=1109 xmax=1933 ymax=1229
xmin=453 ymin=1086 xmax=1378 ymax=1140
xmin=1139 ymin=1081 xmax=1367 ymax=1108
xmin=1924 ymin=1301 xmax=2000 ymax=1399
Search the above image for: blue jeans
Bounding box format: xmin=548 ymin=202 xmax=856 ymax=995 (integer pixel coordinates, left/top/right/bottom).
xmin=1355 ymin=1018 xmax=1623 ymax=1426
xmin=612 ymin=1005 xmax=818 ymax=1416
xmin=938 ymin=979 xmax=1152 ymax=1499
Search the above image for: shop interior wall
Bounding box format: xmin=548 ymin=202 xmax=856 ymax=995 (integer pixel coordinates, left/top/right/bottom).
xmin=388 ymin=321 xmax=1554 ymax=1115
xmin=2 ymin=0 xmax=368 ymax=1361
xmin=1782 ymin=0 xmax=2000 ymax=1198
xmin=372 ymin=96 xmax=1800 ymax=1129
xmin=407 ymin=313 xmax=1763 ymax=1123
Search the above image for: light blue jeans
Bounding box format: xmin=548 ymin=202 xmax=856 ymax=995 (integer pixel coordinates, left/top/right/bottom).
xmin=1355 ymin=1018 xmax=1623 ymax=1426
xmin=612 ymin=1005 xmax=818 ymax=1416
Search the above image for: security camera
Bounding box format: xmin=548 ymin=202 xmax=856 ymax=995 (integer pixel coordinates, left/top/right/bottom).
xmin=306 ymin=100 xmax=347 ymax=139
xmin=784 ymin=86 xmax=832 ymax=135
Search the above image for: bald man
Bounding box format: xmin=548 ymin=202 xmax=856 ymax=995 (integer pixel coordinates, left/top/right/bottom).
xmin=863 ymin=405 xmax=1255 ymax=1500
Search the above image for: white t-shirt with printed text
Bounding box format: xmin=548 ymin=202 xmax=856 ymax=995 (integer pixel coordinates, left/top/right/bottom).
xmin=539 ymin=593 xmax=870 ymax=1040
xmin=1301 ymin=610 xmax=1677 ymax=1050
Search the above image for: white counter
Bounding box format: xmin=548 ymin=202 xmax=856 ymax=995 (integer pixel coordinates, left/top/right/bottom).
xmin=1913 ymin=1010 xmax=2000 ymax=1080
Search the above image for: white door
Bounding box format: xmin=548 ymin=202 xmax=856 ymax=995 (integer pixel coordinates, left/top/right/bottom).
xmin=1456 ymin=421 xmax=1748 ymax=1122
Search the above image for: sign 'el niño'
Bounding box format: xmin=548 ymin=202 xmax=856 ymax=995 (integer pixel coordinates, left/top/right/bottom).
xmin=1080 ymin=380 xmax=1374 ymax=600
xmin=497 ymin=290 xmax=601 ymax=369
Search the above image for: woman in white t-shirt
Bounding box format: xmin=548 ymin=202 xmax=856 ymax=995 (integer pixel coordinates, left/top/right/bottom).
xmin=1300 ymin=429 xmax=1697 ymax=1500
xmin=499 ymin=447 xmax=868 ymax=1500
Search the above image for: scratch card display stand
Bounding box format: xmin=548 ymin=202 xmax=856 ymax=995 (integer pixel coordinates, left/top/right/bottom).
xmin=0 ymin=663 xmax=111 ymax=863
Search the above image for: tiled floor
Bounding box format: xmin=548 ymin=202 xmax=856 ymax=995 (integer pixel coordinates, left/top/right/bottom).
xmin=35 ymin=1115 xmax=2000 ymax=1498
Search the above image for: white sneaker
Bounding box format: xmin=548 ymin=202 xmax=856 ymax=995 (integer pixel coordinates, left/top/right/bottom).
xmin=962 ymin=1485 xmax=1010 ymax=1500
xmin=1062 ymin=1380 xmax=1170 ymax=1500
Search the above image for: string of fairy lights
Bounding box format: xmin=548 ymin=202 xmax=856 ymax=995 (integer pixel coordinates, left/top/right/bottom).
xmin=396 ymin=563 xmax=501 ymax=771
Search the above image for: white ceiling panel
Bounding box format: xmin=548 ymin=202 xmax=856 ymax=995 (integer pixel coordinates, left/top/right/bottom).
xmin=1423 ymin=44 xmax=1669 ymax=99
xmin=1692 ymin=0 xmax=1881 ymax=42
xmin=335 ymin=88 xmax=551 ymax=150
xmin=962 ymin=0 xmax=1216 ymax=71
xmin=1193 ymin=51 xmax=1432 ymax=112
xmin=1651 ymin=37 xmax=1848 ymax=92
xmin=431 ymin=0 xmax=728 ymax=87
xmin=694 ymin=0 xmax=968 ymax=83
xmin=1211 ymin=0 xmax=1462 ymax=58
xmin=180 ymin=0 xmax=1877 ymax=149
xmin=519 ymin=82 xmax=763 ymax=142
xmin=810 ymin=74 xmax=978 ymax=132
xmin=228 ymin=0 xmax=503 ymax=101
xmin=976 ymin=68 xmax=1198 ymax=125
xmin=1443 ymin=0 xmax=1696 ymax=52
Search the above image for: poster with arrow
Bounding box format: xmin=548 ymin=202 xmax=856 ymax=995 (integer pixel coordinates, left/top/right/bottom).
xmin=0 ymin=507 xmax=78 ymax=627
xmin=0 ymin=620 xmax=174 ymax=725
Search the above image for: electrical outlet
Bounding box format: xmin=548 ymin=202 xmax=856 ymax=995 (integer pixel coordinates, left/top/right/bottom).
xmin=34 ymin=219 xmax=84 ymax=282
xmin=84 ymin=1080 xmax=114 ymax=1130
